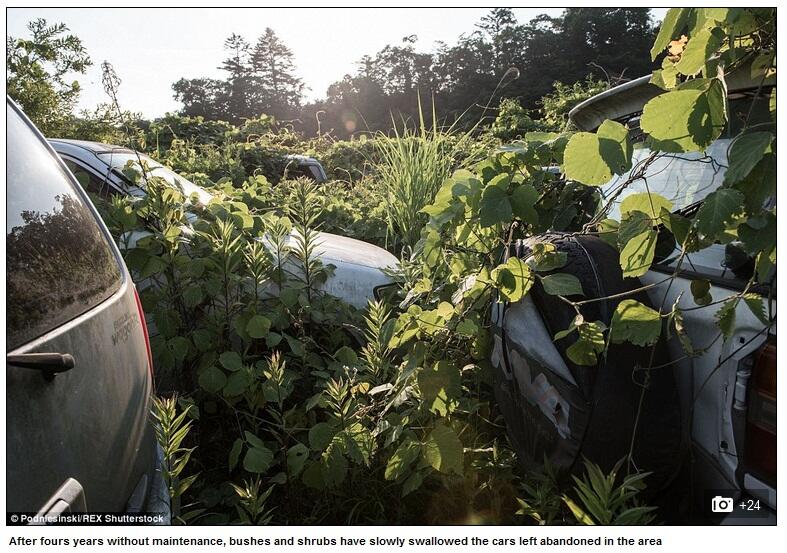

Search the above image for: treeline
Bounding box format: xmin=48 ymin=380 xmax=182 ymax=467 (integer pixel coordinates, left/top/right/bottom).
xmin=174 ymin=8 xmax=657 ymax=138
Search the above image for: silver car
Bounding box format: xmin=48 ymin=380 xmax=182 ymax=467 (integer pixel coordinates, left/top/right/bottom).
xmin=48 ymin=139 xmax=397 ymax=309
xmin=492 ymin=71 xmax=776 ymax=523
xmin=6 ymin=99 xmax=168 ymax=520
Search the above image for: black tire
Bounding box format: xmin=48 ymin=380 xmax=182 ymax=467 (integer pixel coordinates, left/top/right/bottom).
xmin=500 ymin=232 xmax=684 ymax=492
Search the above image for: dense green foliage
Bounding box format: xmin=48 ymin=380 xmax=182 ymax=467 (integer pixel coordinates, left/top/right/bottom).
xmin=8 ymin=7 xmax=776 ymax=526
xmin=6 ymin=18 xmax=92 ymax=136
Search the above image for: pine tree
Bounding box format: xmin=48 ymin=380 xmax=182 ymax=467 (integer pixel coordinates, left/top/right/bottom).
xmin=250 ymin=28 xmax=304 ymax=120
xmin=219 ymin=33 xmax=252 ymax=122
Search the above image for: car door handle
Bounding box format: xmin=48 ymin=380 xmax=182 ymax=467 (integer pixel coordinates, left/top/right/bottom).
xmin=31 ymin=478 xmax=87 ymax=524
xmin=6 ymin=353 xmax=75 ymax=381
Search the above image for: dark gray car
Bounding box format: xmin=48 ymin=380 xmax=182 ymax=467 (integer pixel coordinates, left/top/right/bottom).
xmin=6 ymin=98 xmax=167 ymax=519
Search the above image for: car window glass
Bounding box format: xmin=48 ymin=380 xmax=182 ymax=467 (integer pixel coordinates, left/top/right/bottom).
xmin=97 ymin=152 xmax=211 ymax=204
xmin=6 ymin=104 xmax=122 ymax=350
xmin=63 ymin=158 xmax=117 ymax=200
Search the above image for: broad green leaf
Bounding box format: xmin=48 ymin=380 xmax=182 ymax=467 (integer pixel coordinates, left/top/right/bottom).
xmin=597 ymin=218 xmax=620 ymax=248
xmin=743 ymin=293 xmax=770 ymax=325
xmin=650 ymin=64 xmax=678 ymax=90
xmin=491 ymin=257 xmax=534 ymax=303
xmin=540 ymin=273 xmax=584 ymax=297
xmin=620 ymin=193 xmax=673 ymax=221
xmin=246 ymin=315 xmax=271 ymax=339
xmin=266 ymin=332 xmax=282 ymax=348
xmin=308 ymin=422 xmax=335 ymax=452
xmin=219 ymin=351 xmax=243 ymax=371
xmin=563 ymin=120 xmax=632 ymax=186
xmin=690 ymin=279 xmax=713 ymax=306
xmin=564 ymin=320 xmax=607 ymax=366
xmin=301 ymin=460 xmax=324 ymax=490
xmin=737 ymin=212 xmax=776 ymax=255
xmin=641 ymin=79 xmax=726 ymax=152
xmin=417 ymin=360 xmax=461 ymax=417
xmin=286 ymin=443 xmax=309 ymax=477
xmin=243 ymin=445 xmax=274 ymax=474
xmin=650 ymin=8 xmax=689 ymax=60
xmin=662 ymin=209 xmax=695 ymax=250
xmin=321 ymin=439 xmax=347 ymax=487
xmin=619 ymin=230 xmax=657 ymax=278
xmin=755 ymin=247 xmax=776 ymax=282
xmin=385 ymin=439 xmax=420 ymax=481
xmin=554 ymin=315 xmax=581 ymax=341
xmin=724 ymin=132 xmax=774 ymax=185
xmin=695 ymin=189 xmax=744 ymax=239
xmin=139 ymin=255 xmax=167 ymax=279
xmin=280 ymin=287 xmax=299 ymax=308
xmin=421 ymin=185 xmax=459 ymax=228
xmin=456 ymin=318 xmax=479 ymax=337
xmin=510 ymin=183 xmax=539 ymax=225
xmin=188 ymin=258 xmax=205 ymax=278
xmin=343 ymin=423 xmax=374 ymax=466
xmin=525 ymin=242 xmax=567 ymax=272
xmin=733 ymin=153 xmax=776 ymax=215
xmin=223 ymin=370 xmax=250 ymax=397
xmin=284 ymin=333 xmax=306 ymax=357
xmin=244 ymin=431 xmax=266 ymax=449
xmin=401 ymin=471 xmax=424 ymax=497
xmin=479 ymin=176 xmax=512 ymax=227
xmin=334 ymin=345 xmax=358 ymax=365
xmin=617 ymin=210 xmax=652 ymax=248
xmin=610 ymin=299 xmax=662 ymax=346
xmin=674 ymin=27 xmax=724 ymax=76
xmin=168 ymin=336 xmax=190 ymax=361
xmin=198 ymin=366 xmax=227 ymax=393
xmin=422 ymin=423 xmax=464 ymax=475
xmin=716 ymin=299 xmax=738 ymax=339
xmin=182 ymin=285 xmax=203 ymax=308
xmin=228 ymin=438 xmax=242 ymax=472
xmin=422 ymin=229 xmax=442 ymax=267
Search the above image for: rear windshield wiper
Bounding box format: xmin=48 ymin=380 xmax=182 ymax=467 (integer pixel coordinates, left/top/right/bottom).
xmin=7 ymin=352 xmax=75 ymax=381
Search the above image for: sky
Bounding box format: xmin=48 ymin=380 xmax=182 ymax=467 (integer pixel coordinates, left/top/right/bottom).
xmin=7 ymin=7 xmax=668 ymax=118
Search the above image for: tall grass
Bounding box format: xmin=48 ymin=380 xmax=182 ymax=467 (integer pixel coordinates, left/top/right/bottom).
xmin=374 ymin=97 xmax=476 ymax=251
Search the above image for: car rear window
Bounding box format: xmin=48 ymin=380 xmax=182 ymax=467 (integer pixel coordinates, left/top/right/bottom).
xmin=6 ymin=103 xmax=123 ymax=350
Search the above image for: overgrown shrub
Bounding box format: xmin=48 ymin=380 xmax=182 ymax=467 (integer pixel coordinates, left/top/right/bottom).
xmin=98 ymin=169 xmax=516 ymax=524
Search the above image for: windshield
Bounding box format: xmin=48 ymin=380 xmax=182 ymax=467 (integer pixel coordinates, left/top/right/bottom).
xmin=600 ymin=139 xmax=729 ymax=221
xmin=600 ymin=87 xmax=773 ymax=220
xmin=97 ymin=151 xmax=213 ymax=205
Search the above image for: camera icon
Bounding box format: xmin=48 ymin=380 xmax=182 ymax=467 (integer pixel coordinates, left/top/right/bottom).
xmin=712 ymin=496 xmax=734 ymax=513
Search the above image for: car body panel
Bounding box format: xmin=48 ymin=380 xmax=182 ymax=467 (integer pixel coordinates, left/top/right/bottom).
xmin=493 ymin=73 xmax=776 ymax=519
xmin=7 ymin=100 xmax=160 ymax=514
xmin=50 ymin=139 xmax=399 ymax=309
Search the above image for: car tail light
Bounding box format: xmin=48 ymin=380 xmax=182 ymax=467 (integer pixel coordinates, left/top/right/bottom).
xmin=133 ymin=285 xmax=155 ymax=390
xmin=744 ymin=334 xmax=776 ymax=484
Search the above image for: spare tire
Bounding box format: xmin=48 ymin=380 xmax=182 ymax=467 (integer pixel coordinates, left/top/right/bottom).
xmin=491 ymin=232 xmax=684 ymax=492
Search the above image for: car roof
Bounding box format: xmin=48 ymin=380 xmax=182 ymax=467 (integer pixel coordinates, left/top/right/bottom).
xmin=568 ymin=76 xmax=660 ymax=132
xmin=569 ymin=62 xmax=776 ymax=132
xmin=48 ymin=138 xmax=136 ymax=155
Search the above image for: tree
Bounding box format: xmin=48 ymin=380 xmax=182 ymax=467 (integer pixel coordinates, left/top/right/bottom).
xmin=6 ymin=18 xmax=92 ymax=135
xmin=250 ymin=28 xmax=304 ymax=120
xmin=476 ymin=8 xmax=525 ymax=74
xmin=558 ymin=8 xmax=656 ymax=82
xmin=172 ymin=77 xmax=229 ymax=120
xmin=220 ymin=33 xmax=254 ymax=123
